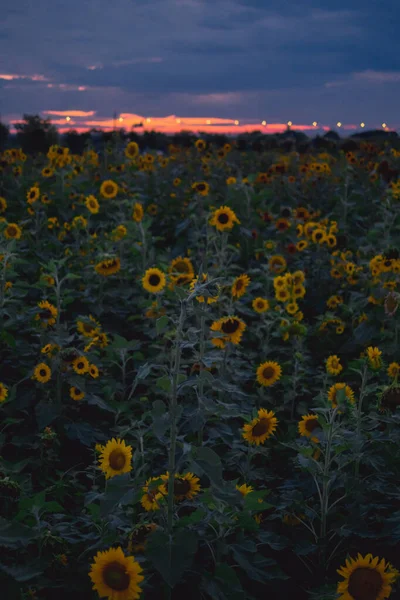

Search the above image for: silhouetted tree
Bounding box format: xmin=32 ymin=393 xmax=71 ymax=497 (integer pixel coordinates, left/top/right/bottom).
xmin=0 ymin=121 xmax=9 ymax=151
xmin=63 ymin=129 xmax=91 ymax=154
xmin=15 ymin=114 xmax=58 ymax=154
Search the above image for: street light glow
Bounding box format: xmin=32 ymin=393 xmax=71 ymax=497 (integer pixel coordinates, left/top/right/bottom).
xmin=66 ymin=116 xmax=71 ymax=122
xmin=262 ymin=120 xmax=267 ymax=126
xmin=312 ymin=121 xmax=317 ymax=127
xmin=360 ymin=122 xmax=365 ymax=128
xmin=337 ymin=122 xmax=342 ymax=127
xmin=234 ymin=120 xmax=239 ymax=125
xmin=287 ymin=120 xmax=292 ymax=126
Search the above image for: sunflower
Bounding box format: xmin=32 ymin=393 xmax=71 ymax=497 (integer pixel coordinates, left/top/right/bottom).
xmin=195 ymin=139 xmax=206 ymax=151
xmin=286 ymin=302 xmax=299 ymax=315
xmin=95 ymin=257 xmax=121 ymax=277
xmin=209 ymin=206 xmax=240 ymax=232
xmin=268 ymin=255 xmax=287 ymax=274
xmin=85 ymin=195 xmax=99 ymax=214
xmin=173 ymin=177 xmax=181 ymax=187
xmin=4 ymin=223 xmax=22 ymax=240
xmin=242 ymin=408 xmax=278 ymax=445
xmin=100 ymin=180 xmax=119 ymax=199
xmin=72 ymin=356 xmax=90 ymax=375
xmin=236 ymin=483 xmax=253 ymax=496
xmin=27 ymin=186 xmax=40 ymax=204
xmin=0 ymin=197 xmax=7 ymax=213
xmin=89 ymin=364 xmax=99 ymax=379
xmin=367 ymin=346 xmax=382 ymax=370
xmin=99 ymin=438 xmax=133 ymax=480
xmin=128 ymin=524 xmax=158 ymax=553
xmin=35 ymin=300 xmax=58 ymax=327
xmin=210 ymin=315 xmax=246 ymax=348
xmin=275 ymin=218 xmax=291 ymax=232
xmin=141 ymin=477 xmax=164 ymax=511
xmin=231 ymin=274 xmax=250 ymax=298
xmin=89 ymin=546 xmax=144 ymax=600
xmin=133 ymin=202 xmax=144 ymax=222
xmin=33 ymin=363 xmax=51 ymax=383
xmin=298 ymin=414 xmax=321 ymax=443
xmin=387 ymin=362 xmax=400 ymax=379
xmin=0 ymin=382 xmax=8 ymax=403
xmin=311 ymin=228 xmax=327 ymax=244
xmin=226 ymin=176 xmax=236 ymax=185
xmin=142 ymin=268 xmax=166 ymax=293
xmin=70 ymin=387 xmax=85 ymax=401
xmin=296 ymin=240 xmax=308 ymax=251
xmin=41 ymin=166 xmax=54 ymax=178
xmin=337 ymin=553 xmax=397 ymax=600
xmin=147 ymin=203 xmax=157 ymax=216
xmin=125 ymin=141 xmax=140 ymax=159
xmin=328 ymin=383 xmax=355 ymax=407
xmin=169 ymin=256 xmax=194 ymax=278
xmin=256 ymin=361 xmax=282 ymax=387
xmin=275 ymin=288 xmax=290 ymax=303
xmin=252 ymin=297 xmax=270 ymax=313
xmin=189 ymin=274 xmax=219 ymax=304
xmin=159 ymin=472 xmax=201 ymax=501
xmin=77 ymin=316 xmax=101 ymax=338
xmin=326 ymin=355 xmax=343 ymax=376
xmin=191 ymin=181 xmax=210 ymax=196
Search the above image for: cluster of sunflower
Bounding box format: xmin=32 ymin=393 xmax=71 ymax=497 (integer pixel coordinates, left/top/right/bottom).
xmin=273 ymin=270 xmax=306 ymax=318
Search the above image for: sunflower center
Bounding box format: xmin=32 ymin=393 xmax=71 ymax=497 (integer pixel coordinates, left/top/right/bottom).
xmin=102 ymin=562 xmax=130 ymax=591
xmin=348 ymin=567 xmax=383 ymax=600
xmin=252 ymin=418 xmax=270 ymax=437
xmin=105 ymin=185 xmax=114 ymax=194
xmin=149 ymin=274 xmax=161 ymax=286
xmin=235 ymin=280 xmax=243 ymax=290
xmin=173 ymin=479 xmax=191 ymax=496
xmin=40 ymin=310 xmax=52 ymax=319
xmin=39 ymin=369 xmax=47 ymax=377
xmin=221 ymin=319 xmax=240 ymax=334
xmin=7 ymin=226 xmax=17 ymax=236
xmin=305 ymin=419 xmax=320 ymax=433
xmin=109 ymin=450 xmax=126 ymax=471
xmin=174 ymin=261 xmax=189 ymax=273
xmin=262 ymin=367 xmax=275 ymax=380
xmin=217 ymin=213 xmax=229 ymax=224
xmin=257 ymin=301 xmax=264 ymax=308
xmin=197 ymin=183 xmax=206 ymax=191
xmin=77 ymin=362 xmax=85 ymax=370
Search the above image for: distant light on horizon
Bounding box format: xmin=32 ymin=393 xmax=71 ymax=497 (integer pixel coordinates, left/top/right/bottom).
xmin=312 ymin=121 xmax=317 ymax=127
xmin=262 ymin=120 xmax=267 ymax=126
xmin=176 ymin=118 xmax=181 ymax=123
xmin=146 ymin=117 xmax=151 ymax=123
xmin=382 ymin=122 xmax=387 ymax=128
xmin=234 ymin=120 xmax=239 ymax=125
xmin=66 ymin=116 xmax=71 ymax=122
xmin=337 ymin=121 xmax=342 ymax=127
xmin=287 ymin=120 xmax=292 ymax=126
xmin=206 ymin=119 xmax=211 ymax=124
xmin=360 ymin=122 xmax=365 ymax=128
xmin=118 ymin=117 xmax=123 ymax=122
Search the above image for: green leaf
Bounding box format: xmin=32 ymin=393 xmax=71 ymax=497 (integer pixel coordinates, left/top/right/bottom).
xmin=156 ymin=375 xmax=172 ymax=392
xmin=156 ymin=315 xmax=169 ymax=334
xmin=192 ymin=446 xmax=223 ymax=485
xmin=147 ymin=530 xmax=197 ymax=588
xmin=100 ymin=473 xmax=135 ymax=517
xmin=0 ymin=522 xmax=37 ymax=547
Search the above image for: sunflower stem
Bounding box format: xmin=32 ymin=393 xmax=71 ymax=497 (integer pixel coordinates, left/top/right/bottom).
xmin=167 ymin=299 xmax=187 ymax=534
xmin=197 ymin=314 xmax=206 ymax=445
xmin=354 ymin=364 xmax=368 ymax=479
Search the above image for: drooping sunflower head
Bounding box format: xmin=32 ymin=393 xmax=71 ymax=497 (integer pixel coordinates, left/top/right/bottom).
xmin=209 ymin=206 xmax=240 ymax=232
xmin=95 ymin=257 xmax=121 ymax=277
xmin=89 ymin=546 xmax=144 ymax=600
xmin=337 ymin=553 xmax=397 ymax=600
xmin=256 ymin=361 xmax=282 ymax=387
xmin=128 ymin=523 xmax=157 ymax=553
xmin=142 ymin=268 xmax=166 ymax=294
xmin=36 ymin=300 xmax=58 ymax=327
xmin=133 ymin=202 xmax=144 ymax=222
xmin=169 ymin=256 xmax=194 ymax=277
xmin=231 ymin=274 xmax=250 ymax=299
xmin=242 ymin=408 xmax=278 ymax=446
xmin=366 ymin=346 xmax=383 ymax=370
xmin=326 ymin=355 xmax=343 ymax=376
xmin=99 ymin=438 xmax=133 ymax=480
xmin=298 ymin=414 xmax=321 ymax=443
xmin=141 ymin=477 xmax=164 ymax=511
xmin=210 ymin=315 xmax=246 ymax=348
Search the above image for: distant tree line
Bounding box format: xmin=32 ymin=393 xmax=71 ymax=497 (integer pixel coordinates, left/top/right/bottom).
xmin=0 ymin=114 xmax=399 ymax=156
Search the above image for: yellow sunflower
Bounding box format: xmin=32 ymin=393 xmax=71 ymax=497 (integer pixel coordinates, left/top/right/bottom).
xmin=142 ymin=268 xmax=166 ymax=293
xmin=33 ymin=363 xmax=51 ymax=383
xmin=95 ymin=257 xmax=121 ymax=277
xmin=209 ymin=206 xmax=240 ymax=232
xmin=252 ymin=297 xmax=270 ymax=313
xmin=133 ymin=202 xmax=144 ymax=223
xmin=268 ymin=255 xmax=287 ymax=274
xmin=337 ymin=553 xmax=397 ymax=600
xmin=326 ymin=355 xmax=343 ymax=376
xmin=27 ymin=186 xmax=40 ymax=204
xmin=128 ymin=524 xmax=158 ymax=554
xmin=141 ymin=477 xmax=164 ymax=511
xmin=100 ymin=180 xmax=119 ymax=199
xmin=328 ymin=383 xmax=355 ymax=407
xmin=70 ymin=387 xmax=85 ymax=401
xmin=72 ymin=356 xmax=90 ymax=375
xmin=236 ymin=483 xmax=253 ymax=496
xmin=210 ymin=315 xmax=246 ymax=348
xmin=89 ymin=546 xmax=144 ymax=600
xmin=41 ymin=166 xmax=54 ymax=178
xmin=0 ymin=197 xmax=7 ymax=213
xmin=298 ymin=414 xmax=321 ymax=443
xmin=387 ymin=362 xmax=400 ymax=379
xmin=35 ymin=300 xmax=58 ymax=328
xmin=191 ymin=181 xmax=210 ymax=196
xmin=195 ymin=139 xmax=206 ymax=151
xmin=99 ymin=438 xmax=133 ymax=480
xmin=89 ymin=364 xmax=99 ymax=379
xmin=242 ymin=408 xmax=278 ymax=445
xmin=311 ymin=228 xmax=327 ymax=244
xmin=125 ymin=141 xmax=140 ymax=159
xmin=296 ymin=240 xmax=308 ymax=251
xmin=159 ymin=472 xmax=201 ymax=501
xmin=275 ymin=288 xmax=290 ymax=303
xmin=169 ymin=256 xmax=194 ymax=278
xmin=256 ymin=361 xmax=282 ymax=387
xmin=231 ymin=274 xmax=250 ymax=299
xmin=367 ymin=346 xmax=382 ymax=370
xmin=0 ymin=382 xmax=8 ymax=403
xmin=4 ymin=223 xmax=22 ymax=240
xmin=286 ymin=302 xmax=299 ymax=315
xmin=189 ymin=274 xmax=219 ymax=304
xmin=85 ymin=195 xmax=99 ymax=214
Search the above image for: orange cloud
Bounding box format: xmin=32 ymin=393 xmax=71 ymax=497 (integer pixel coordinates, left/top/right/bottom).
xmin=44 ymin=110 xmax=96 ymax=117
xmin=0 ymin=73 xmax=48 ymax=81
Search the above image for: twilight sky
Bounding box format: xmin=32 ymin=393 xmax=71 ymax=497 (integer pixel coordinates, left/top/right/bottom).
xmin=1 ymin=0 xmax=399 ymax=132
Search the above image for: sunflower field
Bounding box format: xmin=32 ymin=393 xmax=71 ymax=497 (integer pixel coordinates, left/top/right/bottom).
xmin=0 ymin=137 xmax=400 ymax=600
